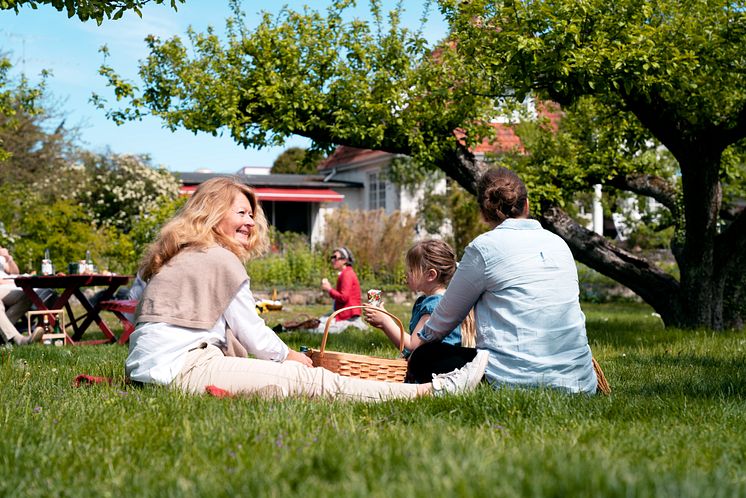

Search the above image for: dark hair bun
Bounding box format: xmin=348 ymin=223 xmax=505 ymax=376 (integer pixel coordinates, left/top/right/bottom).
xmin=477 ymin=168 xmax=528 ymax=225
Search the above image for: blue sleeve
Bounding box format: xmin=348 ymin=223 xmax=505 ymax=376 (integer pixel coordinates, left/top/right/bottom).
xmin=418 ymin=295 xmax=441 ymax=316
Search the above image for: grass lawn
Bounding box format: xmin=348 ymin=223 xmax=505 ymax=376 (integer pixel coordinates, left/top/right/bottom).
xmin=2 ymin=301 xmax=745 ymax=497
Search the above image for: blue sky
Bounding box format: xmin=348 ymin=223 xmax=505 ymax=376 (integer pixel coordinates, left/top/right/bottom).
xmin=1 ymin=1 xmax=446 ymax=174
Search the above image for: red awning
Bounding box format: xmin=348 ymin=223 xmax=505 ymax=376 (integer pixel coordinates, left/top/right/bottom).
xmin=254 ymin=188 xmax=344 ymax=202
xmin=179 ymin=186 xmax=343 ymax=203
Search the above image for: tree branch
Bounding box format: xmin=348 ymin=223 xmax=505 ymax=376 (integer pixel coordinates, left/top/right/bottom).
xmin=434 ymin=140 xmax=487 ymax=195
xmin=606 ymin=172 xmax=679 ymax=216
xmin=540 ymin=205 xmax=682 ymax=322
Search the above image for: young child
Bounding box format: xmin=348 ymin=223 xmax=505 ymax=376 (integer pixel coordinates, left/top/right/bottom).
xmin=364 ymin=239 xmax=477 ymax=383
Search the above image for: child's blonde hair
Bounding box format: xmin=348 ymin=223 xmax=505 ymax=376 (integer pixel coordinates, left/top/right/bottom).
xmin=406 ymin=239 xmax=476 ymax=348
xmin=406 ymin=239 xmax=456 ymax=286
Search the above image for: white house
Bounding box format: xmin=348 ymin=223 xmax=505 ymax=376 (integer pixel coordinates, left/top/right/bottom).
xmin=312 ymin=119 xmax=530 ymax=243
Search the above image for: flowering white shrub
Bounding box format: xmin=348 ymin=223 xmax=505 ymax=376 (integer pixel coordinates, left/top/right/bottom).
xmin=70 ymin=152 xmax=180 ymax=233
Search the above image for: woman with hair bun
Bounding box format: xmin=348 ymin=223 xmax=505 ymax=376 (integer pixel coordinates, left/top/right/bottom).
xmin=416 ymin=167 xmax=598 ymax=394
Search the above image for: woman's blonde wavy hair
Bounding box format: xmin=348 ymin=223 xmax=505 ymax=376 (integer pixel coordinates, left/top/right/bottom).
xmin=139 ymin=177 xmax=270 ymax=281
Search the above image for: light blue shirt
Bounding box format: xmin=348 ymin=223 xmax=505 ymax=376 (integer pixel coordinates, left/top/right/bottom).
xmin=420 ymin=218 xmax=597 ymax=394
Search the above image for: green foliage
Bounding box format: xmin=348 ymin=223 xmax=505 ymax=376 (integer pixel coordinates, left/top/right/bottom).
xmin=494 ymin=98 xmax=670 ymax=209
xmin=246 ymin=218 xmax=417 ymax=291
xmin=0 ymin=56 xmax=52 ymax=180
xmin=270 ymin=147 xmax=324 ymax=174
xmin=721 ymin=138 xmax=746 ymax=209
xmin=3 ymin=303 xmax=746 ymax=496
xmin=447 ymin=0 xmax=746 ymax=120
xmin=1 ymin=0 xmax=185 ymax=23
xmin=94 ymin=0 xmax=493 ymax=164
xmin=127 ymin=194 xmax=186 ymax=268
xmin=246 ymin=230 xmax=328 ymax=289
xmin=0 ymin=184 xmax=134 ymax=273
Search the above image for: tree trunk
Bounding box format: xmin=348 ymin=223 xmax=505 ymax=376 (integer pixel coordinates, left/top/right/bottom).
xmin=715 ymin=201 xmax=746 ymax=330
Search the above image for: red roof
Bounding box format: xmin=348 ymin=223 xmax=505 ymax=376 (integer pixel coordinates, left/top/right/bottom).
xmin=456 ymin=122 xmax=524 ymax=155
xmin=462 ymin=101 xmax=562 ymax=155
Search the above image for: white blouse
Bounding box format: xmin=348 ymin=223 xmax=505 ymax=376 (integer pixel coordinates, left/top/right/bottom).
xmin=125 ymin=281 xmax=288 ymax=385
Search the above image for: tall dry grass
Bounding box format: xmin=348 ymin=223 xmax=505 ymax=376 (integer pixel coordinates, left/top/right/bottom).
xmin=321 ymin=206 xmax=417 ymax=284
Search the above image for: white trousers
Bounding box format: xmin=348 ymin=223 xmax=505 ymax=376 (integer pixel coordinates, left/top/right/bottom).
xmin=0 ymin=286 xmax=31 ymax=343
xmin=173 ymin=344 xmax=421 ymax=402
xmin=314 ymin=315 xmax=368 ymax=334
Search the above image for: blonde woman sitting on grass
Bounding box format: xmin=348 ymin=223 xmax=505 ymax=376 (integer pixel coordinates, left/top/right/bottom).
xmin=125 ymin=177 xmax=488 ymax=400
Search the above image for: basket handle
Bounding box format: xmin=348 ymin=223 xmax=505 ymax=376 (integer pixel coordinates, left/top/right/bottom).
xmin=320 ymin=305 xmax=405 ymax=355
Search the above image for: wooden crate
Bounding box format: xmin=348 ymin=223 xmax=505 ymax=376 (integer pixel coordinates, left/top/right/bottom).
xmin=26 ymin=309 xmax=67 ymax=346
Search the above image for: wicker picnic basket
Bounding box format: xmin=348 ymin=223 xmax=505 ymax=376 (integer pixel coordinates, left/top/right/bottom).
xmin=306 ymin=305 xmax=408 ymax=383
xmin=593 ymin=357 xmax=611 ymax=395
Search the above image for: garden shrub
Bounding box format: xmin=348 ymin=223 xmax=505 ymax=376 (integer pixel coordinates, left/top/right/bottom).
xmin=0 ymin=184 xmax=135 ymax=273
xmin=320 ymin=206 xmax=415 ymax=287
xmin=246 ymin=229 xmax=327 ymax=288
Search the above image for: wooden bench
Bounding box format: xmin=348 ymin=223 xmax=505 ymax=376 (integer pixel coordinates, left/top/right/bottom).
xmin=99 ymin=299 xmax=137 ymax=344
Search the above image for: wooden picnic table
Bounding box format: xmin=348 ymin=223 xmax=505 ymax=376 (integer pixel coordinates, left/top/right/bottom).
xmin=14 ymin=274 xmax=131 ymax=345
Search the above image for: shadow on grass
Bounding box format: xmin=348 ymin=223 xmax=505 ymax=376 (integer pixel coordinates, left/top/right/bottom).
xmin=614 ymin=351 xmax=746 ymax=399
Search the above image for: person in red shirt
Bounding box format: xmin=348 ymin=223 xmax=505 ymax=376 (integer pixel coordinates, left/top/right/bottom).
xmin=318 ymin=247 xmax=365 ymax=333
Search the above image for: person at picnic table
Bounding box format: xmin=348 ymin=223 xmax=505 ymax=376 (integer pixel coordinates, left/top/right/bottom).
xmin=364 ymin=239 xmax=478 ymax=383
xmin=125 ymin=177 xmax=489 ymax=400
xmin=317 ymin=246 xmax=366 ymax=333
xmin=0 ymin=246 xmax=44 ymax=345
xmin=413 ymin=167 xmax=598 ymax=394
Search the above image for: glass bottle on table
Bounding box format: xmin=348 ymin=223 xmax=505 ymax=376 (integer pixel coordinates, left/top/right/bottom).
xmin=41 ymin=249 xmax=53 ymax=275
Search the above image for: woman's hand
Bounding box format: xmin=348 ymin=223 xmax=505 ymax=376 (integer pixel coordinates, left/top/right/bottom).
xmin=320 ymin=277 xmax=332 ymax=292
xmin=285 ymin=349 xmax=314 ymax=367
xmin=363 ymin=305 xmax=389 ymax=329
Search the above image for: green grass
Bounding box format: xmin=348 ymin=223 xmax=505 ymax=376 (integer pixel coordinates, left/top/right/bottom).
xmin=2 ymin=302 xmax=745 ymax=497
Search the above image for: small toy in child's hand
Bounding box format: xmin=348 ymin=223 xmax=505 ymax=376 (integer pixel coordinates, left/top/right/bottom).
xmin=367 ymin=289 xmax=383 ymax=307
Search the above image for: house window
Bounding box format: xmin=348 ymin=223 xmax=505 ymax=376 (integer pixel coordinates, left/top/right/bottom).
xmin=368 ymin=171 xmax=387 ymax=210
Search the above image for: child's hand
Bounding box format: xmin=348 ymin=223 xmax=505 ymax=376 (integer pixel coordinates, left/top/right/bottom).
xmin=363 ymin=306 xmax=388 ymax=328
